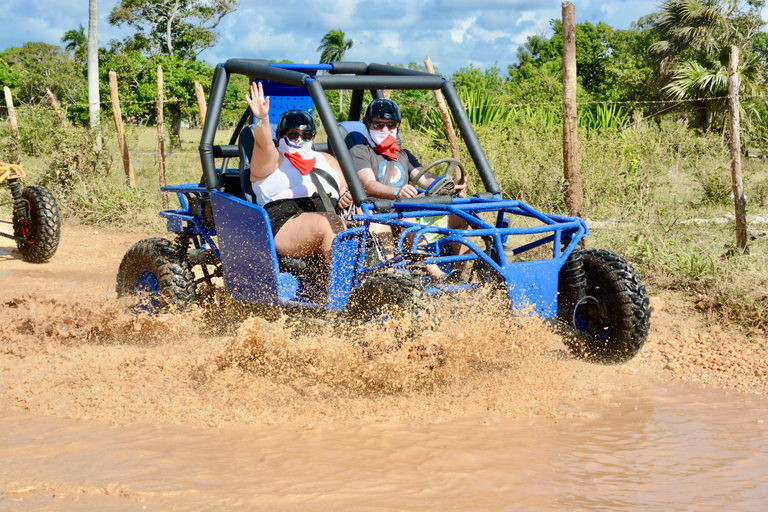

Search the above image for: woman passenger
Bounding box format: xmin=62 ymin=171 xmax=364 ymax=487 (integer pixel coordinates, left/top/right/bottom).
xmin=244 ymin=81 xmax=353 ymax=262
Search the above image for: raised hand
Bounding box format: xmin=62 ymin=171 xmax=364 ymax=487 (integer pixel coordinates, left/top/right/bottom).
xmin=245 ymin=81 xmax=270 ymax=119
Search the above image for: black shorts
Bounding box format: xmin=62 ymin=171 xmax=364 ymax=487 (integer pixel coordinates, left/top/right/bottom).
xmin=262 ymin=196 xmax=338 ymax=235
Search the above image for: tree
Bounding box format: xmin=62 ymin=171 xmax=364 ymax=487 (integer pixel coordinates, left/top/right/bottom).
xmin=87 ymin=0 xmax=100 ymax=136
xmin=650 ymin=0 xmax=766 ymax=130
xmin=108 ymin=0 xmax=238 ymax=61
xmin=317 ymin=29 xmax=353 ymax=117
xmin=1 ymin=43 xmax=83 ymax=106
xmin=317 ymin=29 xmax=353 ymax=64
xmin=62 ymin=24 xmax=87 ymax=62
xmin=508 ymin=19 xmax=658 ymax=104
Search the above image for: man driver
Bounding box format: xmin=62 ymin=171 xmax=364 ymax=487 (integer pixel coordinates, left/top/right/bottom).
xmin=349 ymin=98 xmax=468 ymax=283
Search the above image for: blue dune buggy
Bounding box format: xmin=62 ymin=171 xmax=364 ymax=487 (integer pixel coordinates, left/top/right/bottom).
xmin=116 ymin=59 xmax=650 ymax=363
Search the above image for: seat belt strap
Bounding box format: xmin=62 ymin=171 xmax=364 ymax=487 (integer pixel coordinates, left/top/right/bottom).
xmin=309 ymin=168 xmax=336 ymax=213
xmin=382 ymin=159 xmax=395 ymax=186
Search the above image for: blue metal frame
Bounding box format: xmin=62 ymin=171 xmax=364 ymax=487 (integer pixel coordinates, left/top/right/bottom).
xmin=159 ymin=186 xmax=587 ymax=318
xmin=157 ymin=60 xmax=591 ymax=319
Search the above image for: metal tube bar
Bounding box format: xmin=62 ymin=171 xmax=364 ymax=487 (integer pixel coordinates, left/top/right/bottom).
xmin=224 ymin=59 xmax=310 ymax=86
xmin=317 ymin=75 xmax=444 ymax=90
xmin=199 ymin=64 xmax=229 ymax=190
xmin=307 ymin=80 xmax=367 ymax=204
xmin=441 ymin=80 xmax=501 ymax=195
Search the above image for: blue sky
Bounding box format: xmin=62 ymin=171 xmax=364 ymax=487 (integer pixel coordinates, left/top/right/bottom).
xmin=1 ymin=1 xmax=679 ymax=76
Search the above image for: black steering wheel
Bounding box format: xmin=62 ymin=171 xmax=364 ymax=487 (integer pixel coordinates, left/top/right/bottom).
xmin=411 ymin=157 xmax=465 ymax=196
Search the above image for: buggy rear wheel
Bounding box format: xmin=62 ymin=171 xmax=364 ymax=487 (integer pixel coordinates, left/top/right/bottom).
xmin=13 ymin=185 xmax=61 ymax=263
xmin=116 ymin=238 xmax=196 ymax=313
xmin=558 ymin=249 xmax=650 ymax=364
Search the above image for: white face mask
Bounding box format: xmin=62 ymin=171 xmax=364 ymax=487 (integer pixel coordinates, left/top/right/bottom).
xmin=369 ymin=128 xmax=397 ymax=146
xmin=278 ymin=137 xmax=314 ymax=158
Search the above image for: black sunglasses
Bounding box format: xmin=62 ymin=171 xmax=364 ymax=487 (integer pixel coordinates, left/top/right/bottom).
xmin=285 ymin=130 xmax=315 ymax=142
xmin=370 ymin=121 xmax=399 ymax=130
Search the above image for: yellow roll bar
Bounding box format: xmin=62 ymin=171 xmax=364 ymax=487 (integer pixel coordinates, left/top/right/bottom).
xmin=0 ymin=162 xmax=26 ymax=183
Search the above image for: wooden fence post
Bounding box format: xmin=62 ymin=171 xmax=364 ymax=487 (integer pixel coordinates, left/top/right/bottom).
xmin=424 ymin=55 xmax=460 ymax=161
xmin=46 ymin=88 xmax=68 ymax=125
xmin=4 ymin=86 xmax=20 ymax=164
xmin=194 ymin=80 xmax=207 ymax=127
xmin=4 ymin=86 xmax=18 ymax=136
xmin=562 ymin=2 xmax=582 ymax=219
xmin=157 ymin=65 xmax=168 ymax=208
xmin=728 ymin=45 xmax=748 ymax=253
xmin=108 ymin=71 xmax=135 ymax=188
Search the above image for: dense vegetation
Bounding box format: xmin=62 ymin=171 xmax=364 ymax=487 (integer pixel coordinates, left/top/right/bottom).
xmin=1 ymin=0 xmax=767 ymax=334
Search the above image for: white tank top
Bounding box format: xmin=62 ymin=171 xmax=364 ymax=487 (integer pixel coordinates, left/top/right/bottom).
xmin=252 ymin=152 xmax=342 ymax=207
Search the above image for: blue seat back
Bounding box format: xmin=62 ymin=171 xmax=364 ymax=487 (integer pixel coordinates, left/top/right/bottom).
xmin=314 ymin=121 xmax=367 ymax=155
xmin=254 ymin=78 xmax=314 ymax=126
xmin=338 ymin=120 xmax=367 ymax=149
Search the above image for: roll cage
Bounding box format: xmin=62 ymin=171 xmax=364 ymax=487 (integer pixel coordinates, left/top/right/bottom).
xmin=162 ymin=59 xmax=590 ymax=317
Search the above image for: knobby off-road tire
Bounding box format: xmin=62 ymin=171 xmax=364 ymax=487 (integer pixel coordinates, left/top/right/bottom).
xmin=345 ymin=272 xmax=443 ymax=359
xmin=116 ymin=238 xmax=196 ymax=313
xmin=347 ymin=272 xmax=435 ymax=330
xmin=558 ymin=249 xmax=650 ymax=364
xmin=13 ymin=185 xmax=61 ymax=263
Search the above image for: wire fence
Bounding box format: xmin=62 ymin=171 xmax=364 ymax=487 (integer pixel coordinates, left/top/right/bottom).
xmin=1 ymin=82 xmax=759 ymax=159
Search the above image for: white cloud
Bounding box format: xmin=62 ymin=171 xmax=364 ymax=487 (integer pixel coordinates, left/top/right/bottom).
xmin=0 ymin=0 xmax=719 ymax=77
xmin=451 ymin=16 xmax=476 ymax=43
xmin=516 ymin=10 xmax=537 ymax=24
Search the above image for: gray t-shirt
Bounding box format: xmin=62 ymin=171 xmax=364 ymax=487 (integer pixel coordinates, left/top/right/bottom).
xmin=349 ymin=142 xmax=422 ymax=189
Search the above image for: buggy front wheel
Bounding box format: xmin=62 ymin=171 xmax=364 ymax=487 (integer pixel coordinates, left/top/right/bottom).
xmin=116 ymin=238 xmax=196 ymax=313
xmin=13 ymin=185 xmax=61 ymax=263
xmin=558 ymin=249 xmax=650 ymax=364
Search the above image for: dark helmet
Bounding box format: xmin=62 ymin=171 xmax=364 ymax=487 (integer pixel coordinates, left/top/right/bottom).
xmin=363 ymin=99 xmax=401 ymax=123
xmin=276 ymin=109 xmax=315 ymax=139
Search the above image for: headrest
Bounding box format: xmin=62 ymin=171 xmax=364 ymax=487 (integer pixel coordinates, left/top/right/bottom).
xmin=338 ymin=121 xmax=367 ymax=149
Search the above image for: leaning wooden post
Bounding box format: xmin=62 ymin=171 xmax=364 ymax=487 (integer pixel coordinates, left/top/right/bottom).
xmin=108 ymin=71 xmax=135 ymax=188
xmin=728 ymin=45 xmax=748 ymax=253
xmin=157 ymin=65 xmax=168 ymax=208
xmin=4 ymin=86 xmax=18 ymax=136
xmin=4 ymin=86 xmax=20 ymax=164
xmin=46 ymin=88 xmax=68 ymax=125
xmin=562 ymin=2 xmax=582 ymax=219
xmin=424 ymin=55 xmax=460 ymax=161
xmin=194 ymin=80 xmax=207 ymax=127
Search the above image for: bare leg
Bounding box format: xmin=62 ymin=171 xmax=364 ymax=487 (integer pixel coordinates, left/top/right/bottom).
xmin=447 ymin=214 xmax=471 ymax=279
xmin=370 ymin=222 xmax=395 ymax=260
xmin=274 ymin=212 xmax=345 ymax=261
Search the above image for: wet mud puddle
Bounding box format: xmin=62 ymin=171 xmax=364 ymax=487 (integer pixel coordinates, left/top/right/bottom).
xmin=1 ymin=226 xmax=767 ymax=511
xmin=1 ymin=381 xmax=766 ymax=511
xmin=1 ymin=296 xmax=767 ymax=511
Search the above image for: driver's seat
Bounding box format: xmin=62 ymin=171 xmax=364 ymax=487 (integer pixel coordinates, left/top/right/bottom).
xmin=238 ymin=125 xmax=256 ymax=203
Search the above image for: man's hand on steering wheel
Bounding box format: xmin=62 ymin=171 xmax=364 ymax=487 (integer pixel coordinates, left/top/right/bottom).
xmin=395 ymin=184 xmax=419 ymax=199
xmin=411 ymin=157 xmax=466 ymax=197
xmin=452 ymin=180 xmax=467 ymax=197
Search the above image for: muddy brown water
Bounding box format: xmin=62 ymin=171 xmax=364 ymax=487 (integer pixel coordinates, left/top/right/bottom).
xmin=1 ymin=226 xmax=767 ymax=511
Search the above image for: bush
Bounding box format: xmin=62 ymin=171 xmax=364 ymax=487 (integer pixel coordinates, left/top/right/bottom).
xmin=0 ymin=105 xmax=112 ymax=190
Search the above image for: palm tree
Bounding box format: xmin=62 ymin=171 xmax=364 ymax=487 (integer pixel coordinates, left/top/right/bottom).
xmin=317 ymin=29 xmax=353 ymax=64
xmin=62 ymin=24 xmax=87 ymax=61
xmin=650 ymin=0 xmax=765 ymax=130
xmin=662 ymin=52 xmax=764 ymax=137
xmin=650 ymin=0 xmax=736 ymax=61
xmin=317 ymin=29 xmax=353 ymax=116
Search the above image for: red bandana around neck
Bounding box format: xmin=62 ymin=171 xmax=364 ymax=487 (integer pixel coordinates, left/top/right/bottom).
xmin=374 ymin=136 xmax=400 ymax=160
xmin=283 ymin=152 xmax=316 ymax=175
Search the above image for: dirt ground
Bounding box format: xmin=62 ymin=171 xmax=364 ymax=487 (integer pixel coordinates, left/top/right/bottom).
xmin=1 ymin=223 xmax=766 ymax=427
